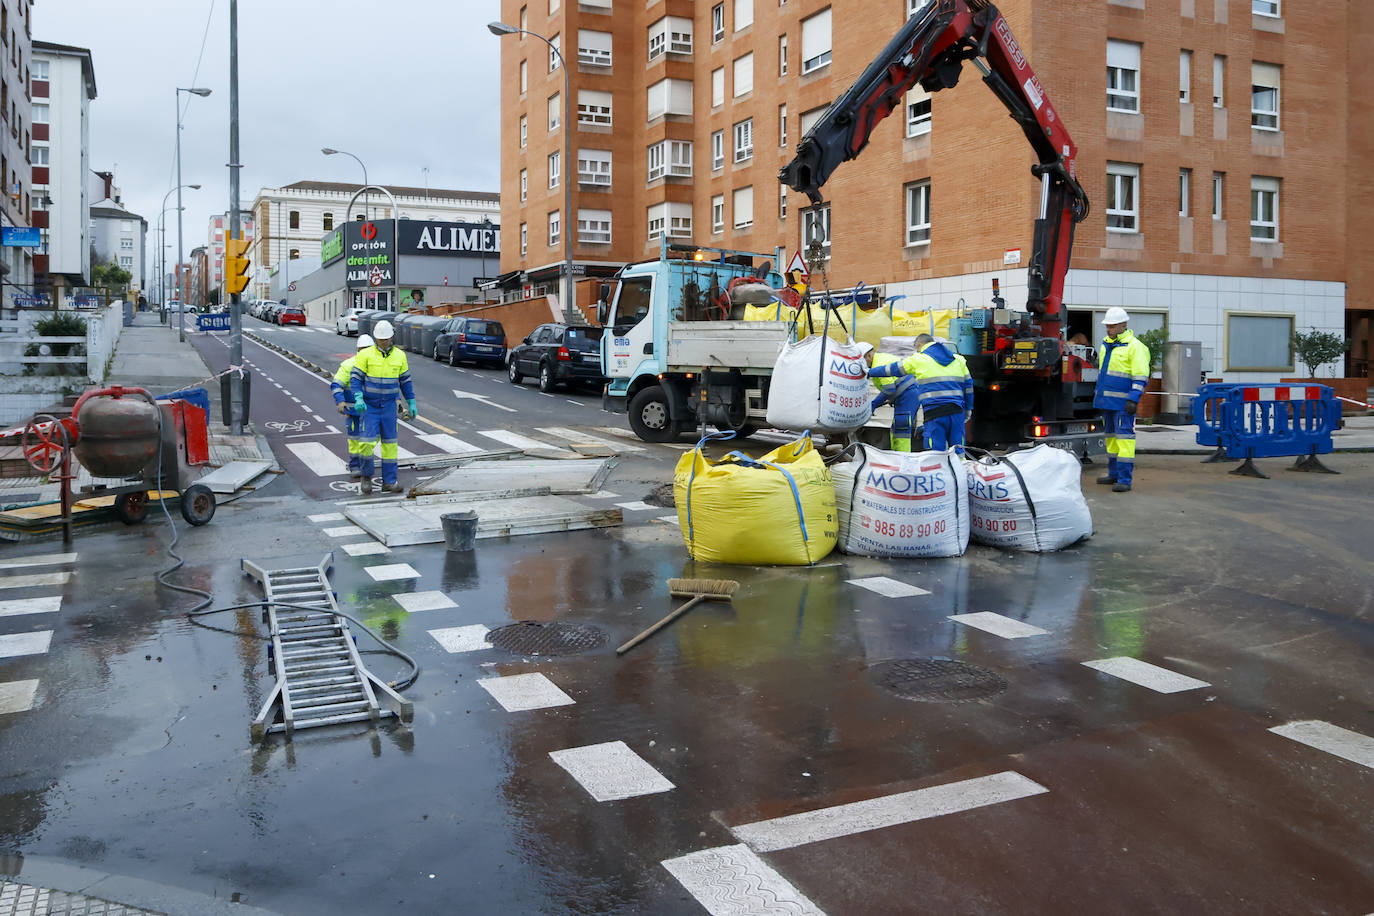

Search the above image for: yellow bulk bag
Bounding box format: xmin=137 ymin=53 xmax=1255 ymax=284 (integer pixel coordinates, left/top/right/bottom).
xmin=742 ymin=302 xmax=797 ymax=322
xmin=892 ymin=307 xmax=957 ymax=340
xmin=674 ymin=434 xmax=837 ymax=566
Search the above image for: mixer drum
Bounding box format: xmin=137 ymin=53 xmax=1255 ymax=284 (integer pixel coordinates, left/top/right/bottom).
xmin=73 ymin=393 xmax=162 ymax=478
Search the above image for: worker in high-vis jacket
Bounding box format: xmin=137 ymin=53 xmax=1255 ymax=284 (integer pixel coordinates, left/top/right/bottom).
xmin=330 ymin=334 xmax=374 ymax=480
xmin=350 ymin=320 xmax=417 ymax=494
xmin=866 ymin=348 xmax=919 ymax=451
xmin=869 ymin=334 xmax=974 ymax=452
xmin=1094 ymin=307 xmax=1152 ymax=492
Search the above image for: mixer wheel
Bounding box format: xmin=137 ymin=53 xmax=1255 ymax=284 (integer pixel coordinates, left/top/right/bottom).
xmin=114 ymin=491 xmax=149 ymax=525
xmin=180 ymin=484 xmax=216 ymax=527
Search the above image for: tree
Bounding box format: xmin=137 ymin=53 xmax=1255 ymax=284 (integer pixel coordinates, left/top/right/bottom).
xmin=91 ymin=260 xmax=132 ymax=294
xmin=1135 ymin=327 xmax=1168 ymax=371
xmin=1290 ymin=327 xmax=1348 ymax=378
xmin=206 ymin=288 xmax=221 ymax=306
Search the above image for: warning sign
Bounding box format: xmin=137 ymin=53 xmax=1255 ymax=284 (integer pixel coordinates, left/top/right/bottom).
xmin=786 ymin=250 xmax=810 ymax=281
xmin=369 ymin=266 xmax=385 ymax=287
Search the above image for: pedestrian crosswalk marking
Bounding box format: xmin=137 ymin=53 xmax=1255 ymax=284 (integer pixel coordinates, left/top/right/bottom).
xmin=0 ymin=572 xmax=71 ymax=591
xmin=847 ymin=576 xmax=931 ymax=598
xmin=0 ymin=597 xmax=61 ymax=618
xmin=536 ymin=427 xmax=646 ymax=453
xmin=285 ymin=442 xmax=351 ymax=477
xmin=479 ymin=673 xmax=575 ymax=712
xmin=0 ymin=679 xmax=39 ymax=715
xmin=0 ymin=631 xmax=53 ymax=659
xmin=477 ymin=429 xmax=576 ymax=457
xmin=1082 ymin=657 xmax=1210 ymax=694
xmin=340 ymin=541 xmax=390 ymax=557
xmin=0 ymin=553 xmax=76 ymax=571
xmin=663 ymin=845 xmax=825 ymax=916
xmin=1269 ymin=720 xmax=1374 ymax=770
xmin=429 ymin=624 xmax=490 ymax=653
xmin=549 ymin=741 xmax=675 ymax=802
xmin=949 ymin=612 xmax=1049 ymax=639
xmin=393 ymin=591 xmax=456 ymax=613
xmin=418 ymin=433 xmax=484 ymax=455
xmin=364 ymin=563 xmax=420 ymax=582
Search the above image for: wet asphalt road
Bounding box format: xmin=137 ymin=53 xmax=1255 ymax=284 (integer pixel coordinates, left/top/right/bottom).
xmin=0 ymin=324 xmax=1371 ymax=913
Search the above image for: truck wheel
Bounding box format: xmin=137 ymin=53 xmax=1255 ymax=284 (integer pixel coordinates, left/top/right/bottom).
xmin=114 ymin=491 xmax=149 ymax=525
xmin=508 ymin=359 xmax=524 ymax=384
xmin=180 ymin=484 xmax=216 ymax=526
xmin=628 ymin=386 xmax=678 ymax=443
xmin=732 ymin=423 xmax=759 ymax=439
xmin=538 ymin=362 xmax=557 ymax=393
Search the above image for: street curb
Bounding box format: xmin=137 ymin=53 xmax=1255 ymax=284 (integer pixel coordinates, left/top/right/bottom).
xmin=242 ymin=330 xmax=331 ymax=380
xmin=2 ymin=855 xmax=283 ymax=916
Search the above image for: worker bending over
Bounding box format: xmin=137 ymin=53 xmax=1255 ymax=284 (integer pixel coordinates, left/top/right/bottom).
xmin=866 ymin=347 xmax=919 ymax=451
xmin=349 ymin=320 xmax=418 ymax=495
xmin=1094 ymin=307 xmax=1151 ymax=492
xmin=330 ymin=334 xmax=374 ymax=480
xmin=869 ymin=334 xmax=973 ymax=453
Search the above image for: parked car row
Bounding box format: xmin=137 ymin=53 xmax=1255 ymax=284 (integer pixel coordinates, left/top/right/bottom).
xmin=246 ymin=299 xmax=305 ymax=325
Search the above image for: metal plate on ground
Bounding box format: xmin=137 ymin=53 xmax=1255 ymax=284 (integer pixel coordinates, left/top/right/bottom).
xmin=196 ymin=459 xmax=274 ymax=494
xmin=486 ymin=621 xmax=608 ymax=657
xmin=343 ymin=495 xmax=623 ymax=547
xmin=868 ymin=658 xmax=1008 ymax=702
xmin=412 ymin=458 xmax=614 ymax=498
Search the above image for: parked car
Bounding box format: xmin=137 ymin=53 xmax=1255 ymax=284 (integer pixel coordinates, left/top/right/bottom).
xmin=507 ymin=323 xmax=605 ymax=392
xmin=433 ymin=316 xmax=507 ymax=367
xmin=336 ymin=307 xmax=365 ymax=336
xmin=279 ymin=307 xmax=306 ymax=326
xmin=264 ymin=303 xmax=283 ymax=323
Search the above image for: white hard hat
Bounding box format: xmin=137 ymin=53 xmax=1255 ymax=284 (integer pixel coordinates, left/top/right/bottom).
xmin=373 ymin=320 xmax=394 ymax=340
xmin=357 ymin=333 xmax=374 ymax=349
xmin=1101 ymin=307 xmax=1130 ymax=325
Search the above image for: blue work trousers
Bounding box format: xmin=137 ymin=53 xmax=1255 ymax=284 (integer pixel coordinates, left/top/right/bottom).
xmin=923 ymin=412 xmax=966 ymax=453
xmin=1102 ymin=409 xmax=1136 ymax=487
xmin=359 ymin=404 xmax=400 ymax=485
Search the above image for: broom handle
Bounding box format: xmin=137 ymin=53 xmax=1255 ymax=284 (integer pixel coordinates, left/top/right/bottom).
xmin=616 ymin=595 xmax=706 ymax=655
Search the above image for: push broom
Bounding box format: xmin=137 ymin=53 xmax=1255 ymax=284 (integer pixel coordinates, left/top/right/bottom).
xmin=616 ymin=577 xmax=739 ymax=655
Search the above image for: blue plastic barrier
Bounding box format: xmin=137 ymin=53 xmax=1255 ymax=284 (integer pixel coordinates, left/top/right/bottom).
xmin=197 ymin=313 xmax=232 ymax=332
xmin=1217 ymin=384 xmax=1340 ymax=478
xmin=1194 ymin=383 xmax=1239 ymax=449
xmin=156 ymin=386 xmax=211 ymax=417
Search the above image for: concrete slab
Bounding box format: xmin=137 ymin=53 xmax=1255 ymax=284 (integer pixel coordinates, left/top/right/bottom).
xmin=344 ymin=495 xmax=623 ymax=547
xmin=411 ymin=457 xmax=615 ymax=498
xmin=196 ymin=460 xmax=273 ymax=494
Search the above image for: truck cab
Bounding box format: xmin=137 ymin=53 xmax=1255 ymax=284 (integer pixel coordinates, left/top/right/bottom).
xmin=599 ymin=238 xmax=789 ymax=442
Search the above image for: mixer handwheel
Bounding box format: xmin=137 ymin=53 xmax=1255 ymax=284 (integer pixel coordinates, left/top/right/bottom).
xmin=21 ymin=414 xmax=68 ymax=475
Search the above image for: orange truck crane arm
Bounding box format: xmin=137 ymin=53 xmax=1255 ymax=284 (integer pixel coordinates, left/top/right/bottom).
xmin=778 ymin=0 xmax=1089 ymax=332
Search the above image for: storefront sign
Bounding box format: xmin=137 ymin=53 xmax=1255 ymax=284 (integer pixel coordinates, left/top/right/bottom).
xmin=1 ymin=227 xmax=40 ymax=247
xmin=320 ymin=227 xmax=343 ymax=266
xmin=397 ymin=220 xmax=500 ymax=258
xmin=343 ymin=220 xmax=395 ymax=289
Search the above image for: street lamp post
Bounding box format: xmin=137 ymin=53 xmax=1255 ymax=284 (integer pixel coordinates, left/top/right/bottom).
xmin=175 ymin=87 xmax=212 ymax=342
xmin=158 ymin=184 xmax=199 ymax=318
xmin=488 ymin=21 xmax=577 ymax=324
xmin=322 ymin=147 xmax=369 ymax=219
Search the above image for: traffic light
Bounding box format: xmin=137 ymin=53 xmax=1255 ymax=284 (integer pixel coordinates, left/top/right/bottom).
xmin=225 ymin=235 xmax=251 ymax=295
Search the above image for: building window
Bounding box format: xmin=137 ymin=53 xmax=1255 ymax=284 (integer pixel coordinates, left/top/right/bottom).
xmin=779 ymin=103 xmax=787 ymax=146
xmin=906 ymin=84 xmax=931 ymax=136
xmin=1179 ymin=168 xmax=1191 ymax=217
xmin=779 ymin=34 xmax=788 ymax=76
xmin=733 ymin=52 xmax=754 ymax=97
xmin=288 ymin=210 xmax=300 ymax=230
xmin=578 ymin=90 xmax=613 ymax=126
xmin=519 ymin=60 xmax=528 ymax=94
xmin=1179 ymin=50 xmax=1191 ymax=103
xmin=735 ymin=0 xmax=753 ymax=31
xmin=1252 ymin=0 xmax=1280 ymax=16
xmin=578 ymin=29 xmax=613 ymax=67
xmin=577 ymin=209 xmax=612 ymax=244
xmin=712 ymin=67 xmax=725 ymax=108
xmin=289 ymin=248 xmax=300 ymax=260
xmin=520 ymin=168 xmax=528 ymax=202
xmin=32 ymin=145 xmax=47 ymax=164
xmin=519 ymin=5 xmax=527 ymax=32
xmin=119 ymin=237 xmax=133 ymax=250
xmin=647 ymin=139 xmax=692 ymax=180
xmin=801 ymin=8 xmax=832 ymax=74
xmin=733 ymin=118 xmax=753 ymax=163
xmin=549 ymin=0 xmax=559 ymax=14
xmin=1226 ymin=313 xmax=1293 ymax=371
xmin=548 ymin=151 xmax=561 ymax=189
xmin=712 ymin=3 xmax=725 ymax=42
xmin=648 ymin=201 xmax=693 ymax=240
xmin=1251 ymin=63 xmax=1280 ymax=130
xmin=548 ymin=93 xmax=561 ymax=131
xmin=32 ymin=102 xmax=46 ymax=123
xmin=323 ymin=212 xmax=334 ymax=230
xmin=779 ymin=185 xmax=787 ymax=219
xmin=733 ymin=185 xmax=754 ymax=229
xmin=1106 ymin=162 xmax=1139 ymax=232
xmin=548 ymin=210 xmax=561 ymax=247
xmin=519 ymin=115 xmax=528 ymax=148
xmin=712 ymin=194 xmax=725 ymax=233
xmin=1250 ymin=176 xmax=1279 ymax=241
xmin=801 ymin=203 xmax=831 ymax=258
xmin=549 ymin=33 xmax=561 ymax=72
xmin=578 ymin=149 xmax=612 ymax=186
xmin=119 ymin=256 xmax=132 ymax=268
xmin=1213 ymin=55 xmax=1225 ymax=107
xmin=520 ymin=222 xmax=528 ymax=256
xmin=1106 ymin=40 xmax=1141 ymax=113
xmin=648 ymin=17 xmax=691 ymax=60
xmin=905 ymin=180 xmax=931 ymax=245
xmin=647 ymin=79 xmax=692 ymax=120
xmin=800 ymin=105 xmax=827 ymax=136
xmin=1213 ymin=172 xmax=1225 ymax=219
xmin=712 ymin=130 xmax=724 ymax=170
xmin=34 ymin=60 xmax=48 ymax=80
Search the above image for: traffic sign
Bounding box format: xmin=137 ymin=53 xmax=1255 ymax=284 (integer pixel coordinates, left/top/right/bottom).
xmin=368 ymin=266 xmax=384 ymax=287
xmin=786 ymin=250 xmax=810 ymax=282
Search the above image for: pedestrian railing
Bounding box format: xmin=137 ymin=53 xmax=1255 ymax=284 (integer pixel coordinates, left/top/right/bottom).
xmin=1195 ymin=384 xmax=1342 ymax=478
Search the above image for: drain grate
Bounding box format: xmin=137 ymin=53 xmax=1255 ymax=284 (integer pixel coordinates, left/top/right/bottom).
xmin=486 ymin=621 xmax=608 ymax=656
xmin=868 ymin=658 xmax=1008 ymax=703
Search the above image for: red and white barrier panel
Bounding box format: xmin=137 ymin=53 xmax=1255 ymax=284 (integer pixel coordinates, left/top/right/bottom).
xmin=1239 ymin=386 xmax=1325 ymax=402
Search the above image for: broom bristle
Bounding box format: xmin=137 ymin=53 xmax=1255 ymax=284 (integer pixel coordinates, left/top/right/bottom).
xmin=667 ymin=577 xmax=739 ymax=599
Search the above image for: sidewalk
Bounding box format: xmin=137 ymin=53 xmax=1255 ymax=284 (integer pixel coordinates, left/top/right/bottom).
xmin=1133 ymin=414 xmax=1374 ymax=454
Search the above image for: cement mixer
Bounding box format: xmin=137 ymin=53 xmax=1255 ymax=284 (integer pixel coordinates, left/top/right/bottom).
xmin=3 ymin=385 xmax=216 ymax=540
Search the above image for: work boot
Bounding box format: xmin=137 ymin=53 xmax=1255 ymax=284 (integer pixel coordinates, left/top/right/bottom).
xmin=1112 ymin=482 xmax=1132 ymax=492
xmin=1096 ymin=475 xmax=1118 ymax=485
xmin=349 ymin=472 xmax=362 ymax=481
xmin=359 ymin=477 xmax=374 ymax=495
xmin=382 ymin=482 xmax=404 ymax=494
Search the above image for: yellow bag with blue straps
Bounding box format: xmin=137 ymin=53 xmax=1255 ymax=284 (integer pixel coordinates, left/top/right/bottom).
xmin=674 ymin=433 xmax=837 ymax=566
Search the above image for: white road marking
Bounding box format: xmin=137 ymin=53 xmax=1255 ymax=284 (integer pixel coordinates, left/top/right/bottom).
xmin=478 ymin=673 xmax=575 ymax=712
xmin=453 ymin=390 xmax=518 ymax=413
xmin=478 ymin=429 xmax=575 ymax=457
xmin=0 ymin=553 xmax=76 ymax=571
xmin=322 ymin=525 xmax=367 ymax=538
xmin=1269 ymin=720 xmax=1374 ymax=770
xmin=428 ymin=624 xmax=490 ymax=653
xmin=657 ymin=515 xmax=678 ymax=524
xmin=0 ymin=631 xmax=53 ymax=659
xmin=290 ymin=397 xmax=302 ymax=404
xmin=847 ymin=576 xmax=931 ymax=599
xmin=273 ymin=382 xmax=284 ymax=389
xmin=662 ymin=845 xmax=825 ymax=916
xmin=398 ymin=419 xmax=426 ymax=435
xmin=1082 ymin=657 xmax=1210 ymax=693
xmin=307 ymin=513 xmax=346 ymax=523
xmin=284 ymin=442 xmax=351 ymax=477
xmin=340 ymin=541 xmax=390 ymax=557
xmin=364 ymin=563 xmax=421 ymax=582
xmin=0 ymin=679 xmax=39 ymax=715
xmin=949 ymin=612 xmax=1049 ymax=639
xmin=281 ymin=391 xmax=293 ymax=397
xmin=417 ymin=433 xmax=484 ymax=455
xmin=732 ymin=771 xmax=1048 ymax=853
xmin=585 ymin=492 xmax=620 ymax=499
xmin=395 ymin=445 xmax=418 ymax=459
xmin=0 ymin=596 xmax=61 ymax=618
xmin=313 ymin=414 xmax=326 ymax=422
xmin=549 ymin=740 xmax=675 ymax=802
xmin=0 ymin=572 xmax=71 ymax=590
xmin=536 ymin=426 xmax=646 ymax=453
xmin=564 ymin=399 xmax=582 ymax=406
xmin=616 ymin=501 xmax=655 ymax=512
xmin=393 ymin=591 xmax=457 ymax=613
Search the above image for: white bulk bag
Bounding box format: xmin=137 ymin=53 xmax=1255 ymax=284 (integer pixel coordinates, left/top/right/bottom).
xmin=832 ymin=445 xmax=969 ymax=558
xmin=966 ymin=445 xmax=1093 ymax=552
xmin=766 ymin=335 xmax=872 ymax=433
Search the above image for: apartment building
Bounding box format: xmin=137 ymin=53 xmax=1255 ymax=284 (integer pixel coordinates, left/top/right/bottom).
xmin=0 ymin=0 xmax=34 ymax=300
xmin=206 ymin=211 xmax=255 ymax=305
xmin=497 ymin=0 xmax=1369 ymax=380
xmin=32 ymin=39 xmax=94 ymax=289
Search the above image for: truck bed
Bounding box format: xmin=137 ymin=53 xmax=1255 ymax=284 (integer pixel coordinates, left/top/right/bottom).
xmin=666 ymin=320 xmax=790 ymax=371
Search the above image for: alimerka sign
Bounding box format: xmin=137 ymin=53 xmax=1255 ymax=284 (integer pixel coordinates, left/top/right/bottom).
xmin=397 ymin=220 xmax=500 ymax=259
xmin=343 ymin=220 xmax=395 ymax=289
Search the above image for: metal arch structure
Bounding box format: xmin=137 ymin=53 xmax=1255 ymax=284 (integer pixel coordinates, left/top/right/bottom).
xmin=345 ymin=185 xmax=403 ymax=312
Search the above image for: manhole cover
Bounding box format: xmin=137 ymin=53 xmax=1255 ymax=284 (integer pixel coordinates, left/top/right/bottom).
xmin=486 ymin=621 xmax=608 ymax=656
xmin=868 ymin=658 xmax=1007 ymax=702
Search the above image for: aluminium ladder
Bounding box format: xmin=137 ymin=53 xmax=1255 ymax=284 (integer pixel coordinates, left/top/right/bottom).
xmin=245 ymin=552 xmax=412 ymax=741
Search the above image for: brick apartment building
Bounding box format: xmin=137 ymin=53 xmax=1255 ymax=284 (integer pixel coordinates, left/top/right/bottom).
xmin=496 ymin=0 xmax=1372 ymax=381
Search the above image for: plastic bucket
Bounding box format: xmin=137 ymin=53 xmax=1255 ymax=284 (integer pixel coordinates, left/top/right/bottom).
xmin=440 ymin=510 xmax=479 ymax=552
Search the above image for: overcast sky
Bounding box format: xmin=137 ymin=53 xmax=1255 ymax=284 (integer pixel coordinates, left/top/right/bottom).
xmin=43 ymin=0 xmax=503 ymax=286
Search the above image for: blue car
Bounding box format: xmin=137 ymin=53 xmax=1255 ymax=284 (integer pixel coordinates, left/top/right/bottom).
xmin=435 ymin=316 xmax=507 ymax=368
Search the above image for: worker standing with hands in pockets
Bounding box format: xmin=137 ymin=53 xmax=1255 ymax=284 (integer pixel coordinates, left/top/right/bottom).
xmin=1093 ymin=307 xmax=1151 ymax=492
xmin=350 ymin=320 xmax=418 ymax=495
